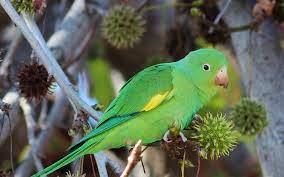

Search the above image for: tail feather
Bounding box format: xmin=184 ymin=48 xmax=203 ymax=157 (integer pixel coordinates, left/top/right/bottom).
xmin=31 ymin=140 xmax=100 ymax=177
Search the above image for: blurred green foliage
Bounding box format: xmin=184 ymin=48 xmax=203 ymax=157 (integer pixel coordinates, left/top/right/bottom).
xmin=87 ymin=59 xmax=115 ymax=107
xmin=195 ymin=37 xmax=214 ymax=49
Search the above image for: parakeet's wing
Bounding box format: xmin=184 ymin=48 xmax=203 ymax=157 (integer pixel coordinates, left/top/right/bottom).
xmin=98 ymin=64 xmax=174 ymax=125
xmin=69 ymin=64 xmax=174 ymax=151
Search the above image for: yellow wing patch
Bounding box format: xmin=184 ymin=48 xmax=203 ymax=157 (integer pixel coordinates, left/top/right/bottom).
xmin=142 ymin=91 xmax=171 ymax=111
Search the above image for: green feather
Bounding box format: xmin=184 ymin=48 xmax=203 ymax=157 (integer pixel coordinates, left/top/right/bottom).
xmin=31 ymin=138 xmax=102 ymax=177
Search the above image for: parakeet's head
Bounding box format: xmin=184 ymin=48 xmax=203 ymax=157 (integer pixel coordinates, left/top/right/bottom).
xmin=183 ymin=48 xmax=229 ymax=95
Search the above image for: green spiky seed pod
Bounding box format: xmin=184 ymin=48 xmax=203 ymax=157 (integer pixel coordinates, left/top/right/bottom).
xmin=102 ymin=5 xmax=146 ymax=49
xmin=230 ymin=98 xmax=268 ymax=136
xmin=11 ymin=0 xmax=35 ymax=14
xmin=191 ymin=113 xmax=238 ymax=160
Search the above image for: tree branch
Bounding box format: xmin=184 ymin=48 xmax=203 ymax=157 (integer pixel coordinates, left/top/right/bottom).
xmin=208 ymin=0 xmax=231 ymax=33
xmin=0 ymin=0 xmax=100 ymax=120
xmin=120 ymin=140 xmax=143 ymax=177
xmin=19 ymin=98 xmax=44 ymax=172
xmin=217 ymin=0 xmax=284 ymax=176
xmin=15 ymin=91 xmax=68 ymax=177
xmin=0 ymin=31 xmax=22 ymax=88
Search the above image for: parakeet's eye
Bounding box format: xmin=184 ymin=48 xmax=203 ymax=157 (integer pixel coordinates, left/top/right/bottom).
xmin=203 ymin=64 xmax=210 ymax=71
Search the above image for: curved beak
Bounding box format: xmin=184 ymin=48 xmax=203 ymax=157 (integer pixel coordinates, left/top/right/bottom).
xmin=214 ymin=67 xmax=229 ymax=88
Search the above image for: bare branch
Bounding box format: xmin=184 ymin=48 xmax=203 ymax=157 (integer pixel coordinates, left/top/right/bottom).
xmin=15 ymin=92 xmax=68 ymax=177
xmin=85 ymin=0 xmax=107 ymax=16
xmin=0 ymin=0 xmax=100 ymax=120
xmin=208 ymin=0 xmax=231 ymax=34
xmin=0 ymin=0 xmax=104 ymax=148
xmin=0 ymin=31 xmax=22 ymax=88
xmin=120 ymin=140 xmax=143 ymax=177
xmin=19 ymin=98 xmax=44 ymax=172
xmin=136 ymin=0 xmax=152 ymax=12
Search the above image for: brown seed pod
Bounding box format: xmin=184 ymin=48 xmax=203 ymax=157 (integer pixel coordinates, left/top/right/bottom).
xmin=17 ymin=62 xmax=53 ymax=101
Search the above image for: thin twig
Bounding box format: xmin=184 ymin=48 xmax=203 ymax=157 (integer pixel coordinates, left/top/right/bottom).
xmin=142 ymin=2 xmax=194 ymax=12
xmin=208 ymin=0 xmax=232 ymax=34
xmin=61 ymin=26 xmax=96 ymax=70
xmin=136 ymin=0 xmax=151 ymax=12
xmin=38 ymin=99 xmax=48 ymax=128
xmin=19 ymin=98 xmax=44 ymax=172
xmin=0 ymin=92 xmax=20 ymax=147
xmin=7 ymin=111 xmax=14 ymax=174
xmin=89 ymin=155 xmax=97 ymax=177
xmin=94 ymin=152 xmax=110 ymax=177
xmin=202 ymin=17 xmax=260 ymax=33
xmin=0 ymin=99 xmax=14 ymax=174
xmin=120 ymin=140 xmax=143 ymax=177
xmin=96 ymin=150 xmax=125 ymax=175
xmin=15 ymin=92 xmax=67 ymax=177
xmin=181 ymin=151 xmax=186 ymax=177
xmin=85 ymin=0 xmax=107 ymax=16
xmin=196 ymin=157 xmax=200 ymax=177
xmin=0 ymin=0 xmax=100 ymax=120
xmin=0 ymin=31 xmax=22 ymax=88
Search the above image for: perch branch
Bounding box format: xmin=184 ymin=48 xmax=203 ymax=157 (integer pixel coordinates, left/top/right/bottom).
xmin=0 ymin=0 xmax=100 ymax=120
xmin=120 ymin=140 xmax=143 ymax=177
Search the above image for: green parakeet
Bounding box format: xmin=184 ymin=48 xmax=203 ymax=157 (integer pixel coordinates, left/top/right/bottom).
xmin=32 ymin=48 xmax=229 ymax=176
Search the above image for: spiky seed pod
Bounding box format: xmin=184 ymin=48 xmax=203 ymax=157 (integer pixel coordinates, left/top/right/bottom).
xmin=230 ymin=98 xmax=268 ymax=136
xmin=11 ymin=0 xmax=45 ymax=14
xmin=18 ymin=62 xmax=53 ymax=101
xmin=11 ymin=0 xmax=35 ymax=14
xmin=191 ymin=113 xmax=238 ymax=160
xmin=102 ymin=5 xmax=146 ymax=49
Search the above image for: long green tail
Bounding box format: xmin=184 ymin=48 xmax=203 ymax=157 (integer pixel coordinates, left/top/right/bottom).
xmin=31 ymin=141 xmax=98 ymax=177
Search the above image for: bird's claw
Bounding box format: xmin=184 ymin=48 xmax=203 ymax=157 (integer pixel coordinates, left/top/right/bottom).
xmin=179 ymin=132 xmax=188 ymax=142
xmin=163 ymin=130 xmax=172 ymax=143
xmin=163 ymin=130 xmax=188 ymax=143
xmin=193 ymin=114 xmax=202 ymax=123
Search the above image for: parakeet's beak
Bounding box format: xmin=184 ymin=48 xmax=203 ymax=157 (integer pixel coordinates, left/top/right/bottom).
xmin=214 ymin=68 xmax=229 ymax=88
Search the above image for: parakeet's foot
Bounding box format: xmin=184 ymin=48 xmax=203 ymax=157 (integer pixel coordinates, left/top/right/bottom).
xmin=163 ymin=130 xmax=188 ymax=142
xmin=193 ymin=114 xmax=202 ymax=123
xmin=179 ymin=132 xmax=188 ymax=142
xmin=163 ymin=130 xmax=172 ymax=143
